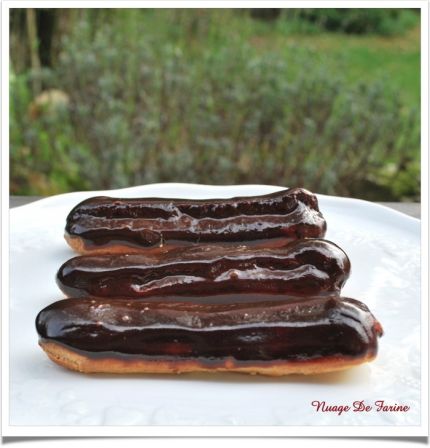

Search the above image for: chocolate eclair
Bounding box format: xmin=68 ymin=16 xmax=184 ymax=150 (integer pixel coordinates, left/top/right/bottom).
xmin=57 ymin=239 xmax=350 ymax=300
xmin=64 ymin=188 xmax=326 ymax=254
xmin=36 ymin=296 xmax=383 ymax=375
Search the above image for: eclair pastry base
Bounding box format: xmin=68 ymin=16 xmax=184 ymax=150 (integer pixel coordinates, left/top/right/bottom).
xmin=65 ymin=235 xmax=172 ymax=255
xmin=64 ymin=234 xmax=297 ymax=255
xmin=40 ymin=341 xmax=376 ymax=376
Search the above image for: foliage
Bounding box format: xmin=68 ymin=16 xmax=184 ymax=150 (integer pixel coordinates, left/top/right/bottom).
xmin=10 ymin=10 xmax=420 ymax=200
xmin=285 ymin=8 xmax=419 ymax=36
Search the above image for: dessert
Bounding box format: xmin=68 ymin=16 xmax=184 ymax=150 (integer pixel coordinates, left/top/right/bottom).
xmin=36 ymin=296 xmax=383 ymax=375
xmin=57 ymin=239 xmax=350 ymax=299
xmin=35 ymin=185 xmax=383 ymax=376
xmin=64 ymin=188 xmax=326 ymax=254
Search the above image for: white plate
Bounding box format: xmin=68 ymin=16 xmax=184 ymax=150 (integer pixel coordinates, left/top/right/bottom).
xmin=9 ymin=183 xmax=421 ymax=426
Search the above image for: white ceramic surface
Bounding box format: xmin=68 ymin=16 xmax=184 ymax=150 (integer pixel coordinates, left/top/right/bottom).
xmin=9 ymin=184 xmax=421 ymax=426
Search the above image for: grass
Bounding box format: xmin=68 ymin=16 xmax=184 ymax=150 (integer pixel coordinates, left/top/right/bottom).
xmin=238 ymin=18 xmax=420 ymax=107
xmin=283 ymin=26 xmax=420 ymax=106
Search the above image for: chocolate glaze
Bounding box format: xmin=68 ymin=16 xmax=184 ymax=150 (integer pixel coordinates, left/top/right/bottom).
xmin=57 ymin=239 xmax=350 ymax=299
xmin=65 ymin=188 xmax=326 ymax=252
xmin=36 ymin=296 xmax=383 ymax=363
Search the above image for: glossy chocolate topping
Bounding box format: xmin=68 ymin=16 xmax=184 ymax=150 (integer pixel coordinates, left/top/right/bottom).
xmin=57 ymin=239 xmax=350 ymax=299
xmin=65 ymin=188 xmax=326 ymax=251
xmin=36 ymin=296 xmax=382 ymax=363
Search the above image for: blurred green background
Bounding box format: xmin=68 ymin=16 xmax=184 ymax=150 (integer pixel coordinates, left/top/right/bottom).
xmin=9 ymin=8 xmax=420 ymax=200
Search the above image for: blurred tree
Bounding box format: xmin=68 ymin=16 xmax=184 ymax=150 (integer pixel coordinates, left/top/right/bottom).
xmin=250 ymin=9 xmax=281 ymax=21
xmin=25 ymin=8 xmax=41 ymax=94
xmin=36 ymin=9 xmax=57 ymax=67
xmin=10 ymin=8 xmax=76 ymax=76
